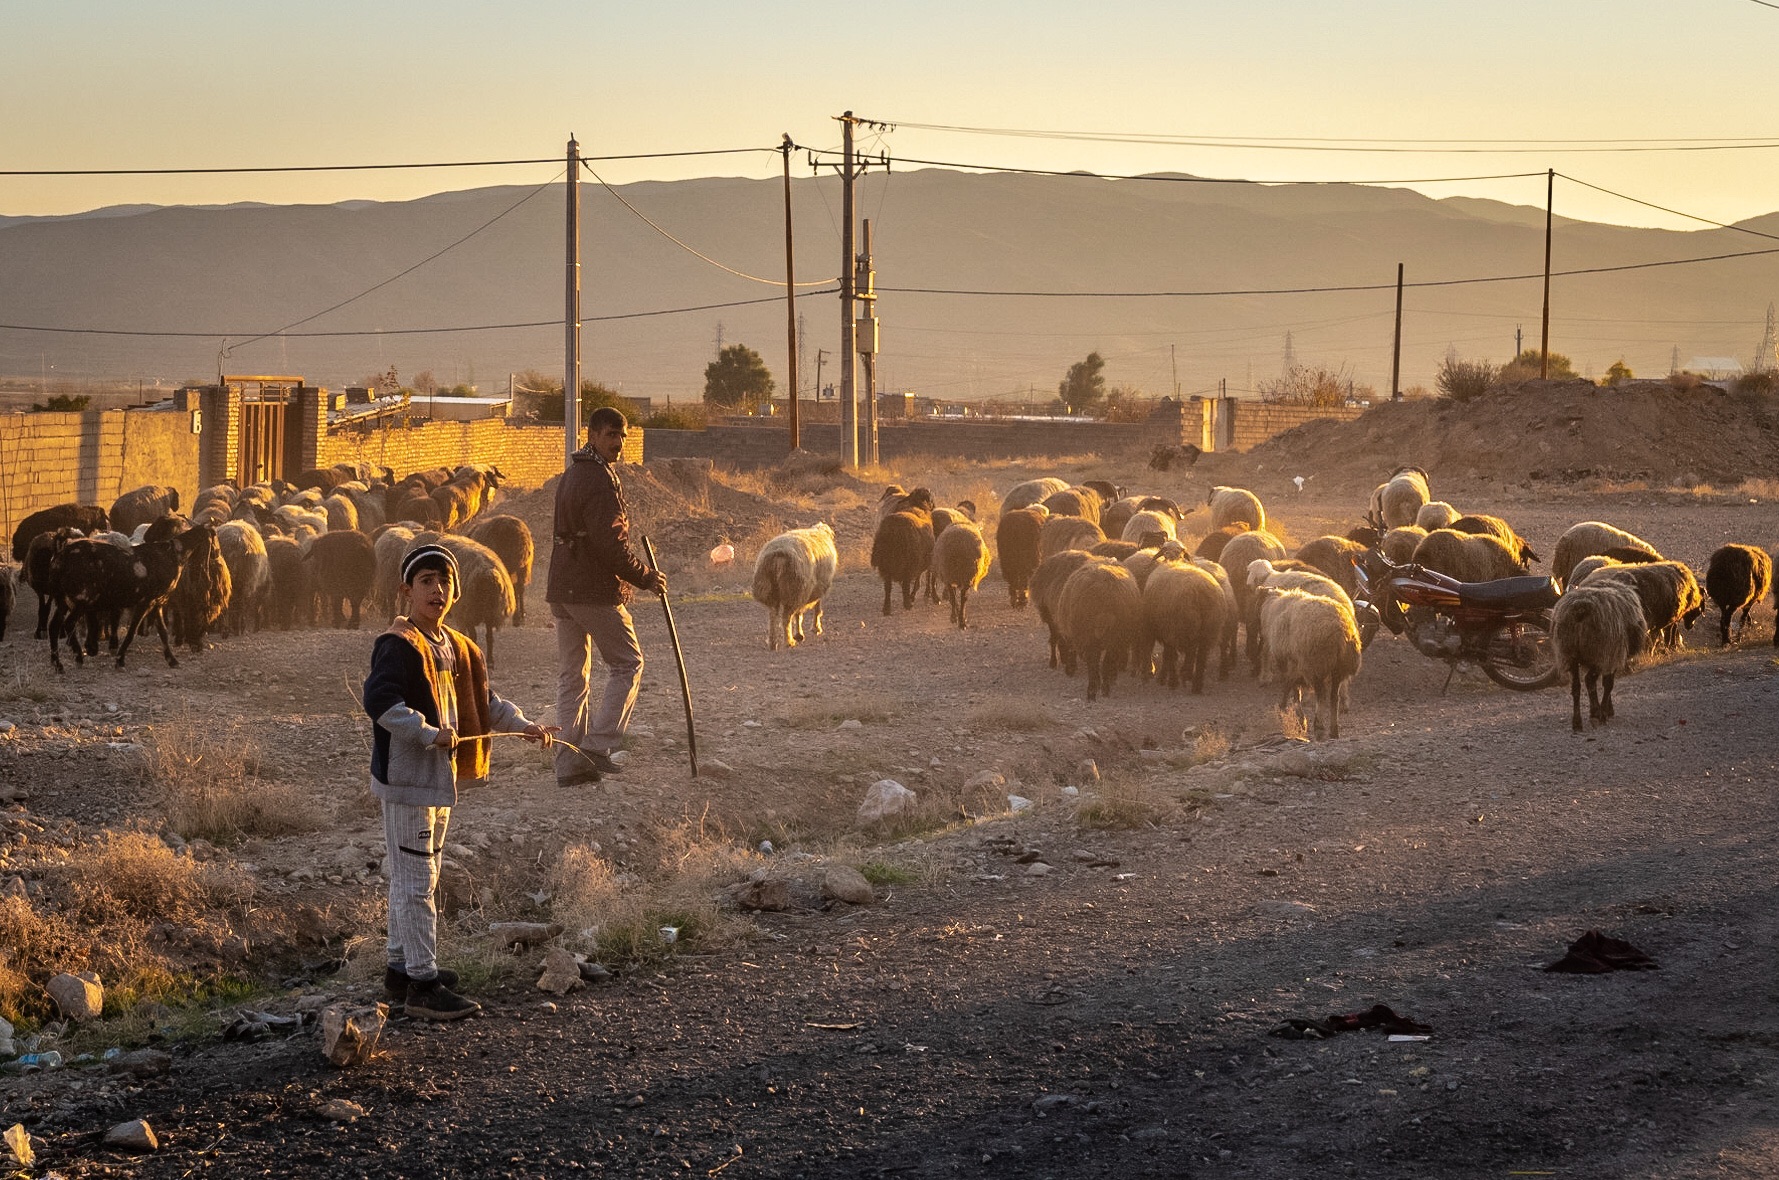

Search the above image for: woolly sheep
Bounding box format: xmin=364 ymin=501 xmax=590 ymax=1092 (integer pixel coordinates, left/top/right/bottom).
xmin=870 ymin=510 xmax=935 ymax=615
xmin=1206 ymin=486 xmax=1264 ymax=533
xmin=1412 ymin=529 xmax=1528 ymax=584
xmin=109 ymin=486 xmax=181 ymax=537
xmin=434 ymin=535 xmax=517 ymax=664
xmin=1142 ymin=562 xmax=1229 ymax=693
xmin=1567 ymin=555 xmax=1623 ymax=587
xmin=1292 ymin=536 xmax=1366 ymax=601
xmin=1002 ymin=477 xmax=1070 ymax=512
xmin=305 ymin=530 xmax=376 ymax=629
xmin=264 ymin=535 xmax=306 ymax=630
xmin=1102 ymin=496 xmax=1184 ymax=543
xmin=1246 ymin=558 xmax=1353 ymax=674
xmin=1704 ymin=544 xmax=1772 ymax=646
xmin=1041 ymin=487 xmax=1103 ymax=526
xmin=11 ymin=503 xmax=108 ymax=563
xmin=1090 ymin=540 xmax=1141 ymax=561
xmin=1215 ymin=528 xmax=1287 ymax=670
xmin=372 ymin=525 xmax=420 ymax=620
xmin=933 ymin=520 xmax=992 ymax=629
xmin=1193 ymin=523 xmax=1251 ymax=562
xmin=274 ymin=503 xmax=329 ymax=536
xmin=1038 ymin=515 xmax=1105 ymax=562
xmin=1382 ymin=525 xmax=1427 ymax=565
xmin=1192 ymin=555 xmax=1240 ymax=679
xmin=924 ymin=505 xmax=976 ymax=603
xmin=1415 ymin=500 xmax=1460 ymax=531
xmin=995 ymin=506 xmax=1048 ymax=607
xmin=1121 ymin=540 xmax=1187 ymax=591
xmin=877 ymin=486 xmax=936 ymax=521
xmin=215 ymin=520 xmax=269 ymax=635
xmin=322 ymin=494 xmax=360 ymax=533
xmin=335 ymin=481 xmax=387 ymax=533
xmin=1552 ymin=521 xmax=1661 ymax=588
xmin=1585 ymin=560 xmax=1704 ymax=649
xmin=1121 ymin=509 xmax=1178 ymax=545
xmin=1080 ymin=480 xmax=1125 ymax=505
xmin=1255 ymin=586 xmax=1361 ymax=740
xmin=751 ymin=522 xmax=839 ymax=650
xmin=1369 ymin=466 xmax=1429 ymax=529
xmin=1448 ymin=514 xmax=1539 ymax=566
xmin=1031 ymin=549 xmax=1097 ymax=670
xmin=1552 ymin=579 xmax=1646 ymax=732
xmin=466 ymin=515 xmax=536 ymax=626
xmin=1057 ymin=559 xmax=1143 ymax=701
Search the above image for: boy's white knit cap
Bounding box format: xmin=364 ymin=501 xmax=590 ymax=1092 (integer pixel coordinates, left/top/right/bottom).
xmin=401 ymin=543 xmax=459 ymax=586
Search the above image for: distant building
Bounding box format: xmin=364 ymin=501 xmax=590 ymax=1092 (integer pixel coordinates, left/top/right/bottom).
xmin=1687 ymin=356 xmax=1744 ymax=380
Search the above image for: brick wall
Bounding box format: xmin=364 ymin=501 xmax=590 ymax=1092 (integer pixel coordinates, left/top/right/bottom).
xmin=318 ymin=417 xmax=641 ymax=491
xmin=1226 ymin=402 xmax=1368 ymax=452
xmin=1 ymin=408 xmax=201 ymax=547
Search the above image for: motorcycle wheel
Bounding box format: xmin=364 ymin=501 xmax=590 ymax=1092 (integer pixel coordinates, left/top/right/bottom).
xmin=1480 ymin=618 xmax=1562 ymax=691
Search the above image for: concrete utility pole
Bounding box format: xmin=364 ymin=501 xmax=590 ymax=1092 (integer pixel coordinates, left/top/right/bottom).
xmin=782 ymin=134 xmax=800 ymax=451
xmin=1516 ymin=325 xmax=1523 ymax=359
xmin=1170 ymin=345 xmax=1179 ymax=397
xmin=1540 ymin=168 xmax=1553 ymax=380
xmin=1390 ymin=263 xmax=1403 ymax=401
xmin=564 ymin=135 xmax=582 ymax=468
xmin=858 ymin=218 xmax=880 ymax=465
xmin=839 ymin=114 xmax=859 ymax=467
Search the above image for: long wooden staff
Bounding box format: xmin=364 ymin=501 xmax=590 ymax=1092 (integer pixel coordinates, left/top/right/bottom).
xmin=641 ymin=536 xmax=698 ymax=778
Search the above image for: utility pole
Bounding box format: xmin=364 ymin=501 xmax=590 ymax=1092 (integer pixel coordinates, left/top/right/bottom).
xmin=1170 ymin=344 xmax=1179 ymax=397
xmin=839 ymin=114 xmax=858 ymax=467
xmin=781 ymin=134 xmax=800 ymax=451
xmin=1390 ymin=262 xmax=1404 ymax=401
xmin=1540 ymin=168 xmax=1553 ymax=380
xmin=858 ymin=218 xmax=880 ymax=465
xmin=1515 ymin=325 xmax=1523 ymax=359
xmin=809 ymin=111 xmax=888 ymax=468
xmin=564 ymin=135 xmax=581 ymax=469
xmin=815 ymin=349 xmax=827 ymax=404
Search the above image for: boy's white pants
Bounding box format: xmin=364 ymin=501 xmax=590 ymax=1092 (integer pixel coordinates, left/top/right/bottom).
xmin=382 ymin=801 xmax=450 ymax=980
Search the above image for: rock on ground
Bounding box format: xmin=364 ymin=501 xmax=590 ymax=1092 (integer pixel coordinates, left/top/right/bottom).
xmin=730 ymin=878 xmax=791 ymax=912
xmin=47 ymin=971 xmax=102 ymax=1021
xmin=822 ymin=866 xmax=876 ymax=906
xmin=857 ymin=779 xmax=916 ymax=824
xmin=536 ymin=947 xmax=584 ymax=995
xmin=102 ymin=1119 xmax=158 ymax=1151
xmin=318 ymin=1003 xmax=388 ymax=1068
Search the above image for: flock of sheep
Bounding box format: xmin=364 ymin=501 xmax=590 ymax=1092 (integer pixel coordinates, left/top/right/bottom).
xmin=2 ymin=461 xmax=538 ymax=672
xmin=750 ymin=464 xmax=1777 ymax=737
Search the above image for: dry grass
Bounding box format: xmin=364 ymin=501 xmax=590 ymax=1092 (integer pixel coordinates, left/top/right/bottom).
xmin=779 ymin=689 xmax=900 ymax=729
xmin=1735 ymin=477 xmax=1779 ymax=501
xmin=1190 ymin=723 xmax=1233 ymax=765
xmin=1274 ymin=705 xmax=1311 ymax=742
xmin=966 ymin=695 xmax=1054 ymax=732
xmin=1076 ymin=776 xmax=1161 ymax=831
xmin=545 ymin=811 xmax=753 ymax=968
xmin=0 ymin=832 xmax=256 ymax=1025
xmin=144 ymin=714 xmax=319 ymax=844
xmin=0 ymin=661 xmax=55 ymax=704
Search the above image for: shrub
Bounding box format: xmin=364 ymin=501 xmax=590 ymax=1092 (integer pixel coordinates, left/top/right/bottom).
xmin=1733 ymin=370 xmax=1779 ymax=397
xmin=1260 ymin=364 xmax=1366 ymax=407
xmin=1436 ymin=357 xmax=1499 ymax=402
xmin=145 ymin=716 xmax=317 ymax=843
xmin=641 ymin=404 xmax=707 ymax=430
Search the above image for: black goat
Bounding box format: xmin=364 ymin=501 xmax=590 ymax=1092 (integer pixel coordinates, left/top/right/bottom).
xmin=47 ymin=531 xmax=194 ymax=672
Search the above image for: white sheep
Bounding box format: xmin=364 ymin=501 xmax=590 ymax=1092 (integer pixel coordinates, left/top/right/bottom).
xmin=322 ymin=493 xmax=359 ymax=533
xmin=1369 ymin=467 xmax=1430 ymax=529
xmin=1003 ymin=477 xmax=1071 ymax=512
xmin=1415 ymin=500 xmax=1460 ymax=531
xmin=1255 ymin=586 xmax=1362 ymax=739
xmin=751 ymin=522 xmax=839 ymax=650
xmin=215 ymin=520 xmax=270 ymax=635
xmin=1381 ymin=525 xmax=1427 ymax=565
xmin=1412 ymin=528 xmax=1527 ymax=583
xmin=372 ymin=525 xmax=420 ymax=620
xmin=1552 ymin=521 xmax=1661 ymax=588
xmin=1206 ymin=486 xmax=1265 ymax=533
xmin=1120 ymin=509 xmax=1178 ymax=545
xmin=1551 ymin=579 xmax=1646 ymax=731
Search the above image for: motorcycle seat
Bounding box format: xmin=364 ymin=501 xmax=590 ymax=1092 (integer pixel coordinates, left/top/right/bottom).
xmin=1456 ymin=575 xmax=1559 ymax=611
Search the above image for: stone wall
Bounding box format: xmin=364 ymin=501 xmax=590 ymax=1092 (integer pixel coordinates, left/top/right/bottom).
xmin=1 ymin=407 xmax=201 ymax=547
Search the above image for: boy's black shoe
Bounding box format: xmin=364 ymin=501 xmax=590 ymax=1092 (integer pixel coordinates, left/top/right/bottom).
xmin=385 ymin=966 xmax=459 ymax=1002
xmin=405 ymin=977 xmax=481 ymax=1021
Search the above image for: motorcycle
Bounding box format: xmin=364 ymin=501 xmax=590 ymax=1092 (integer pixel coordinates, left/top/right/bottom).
xmin=1353 ymin=548 xmax=1563 ymax=691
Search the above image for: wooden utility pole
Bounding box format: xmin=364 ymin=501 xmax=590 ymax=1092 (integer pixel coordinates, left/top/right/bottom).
xmin=1170 ymin=344 xmax=1179 ymax=397
xmin=815 ymin=349 xmax=827 ymax=403
xmin=1540 ymin=168 xmax=1553 ymax=380
xmin=839 ymin=113 xmax=859 ymax=468
xmin=1390 ymin=262 xmax=1404 ymax=400
xmin=564 ymin=135 xmax=582 ymax=468
xmin=781 ymin=134 xmax=800 ymax=451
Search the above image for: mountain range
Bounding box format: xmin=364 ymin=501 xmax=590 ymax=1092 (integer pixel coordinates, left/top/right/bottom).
xmin=3 ymin=169 xmax=1776 ymax=403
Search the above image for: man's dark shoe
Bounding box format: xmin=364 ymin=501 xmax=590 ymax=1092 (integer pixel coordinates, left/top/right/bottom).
xmin=405 ymin=977 xmax=481 ymax=1021
xmin=583 ymin=749 xmax=623 ymax=776
xmin=385 ymin=966 xmax=458 ymax=1001
xmin=557 ymin=769 xmax=602 ymax=788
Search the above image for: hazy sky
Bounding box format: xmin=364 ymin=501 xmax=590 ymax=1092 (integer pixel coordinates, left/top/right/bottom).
xmin=7 ymin=1 xmax=1779 ymax=229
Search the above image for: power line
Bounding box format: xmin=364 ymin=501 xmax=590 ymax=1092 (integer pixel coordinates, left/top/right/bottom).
xmin=1558 ymin=173 xmax=1779 ymax=242
xmin=583 ymin=166 xmax=832 ymax=287
xmin=0 ymin=289 xmax=840 ymax=340
xmin=792 ymin=144 xmax=1546 ymax=186
xmin=0 ymin=147 xmax=778 ymax=178
xmin=228 ymin=172 xmax=563 ymax=353
xmin=875 ymin=120 xmax=1779 ymax=154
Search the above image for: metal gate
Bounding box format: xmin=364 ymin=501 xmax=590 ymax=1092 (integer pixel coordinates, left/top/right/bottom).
xmin=229 ymin=375 xmax=302 ymax=485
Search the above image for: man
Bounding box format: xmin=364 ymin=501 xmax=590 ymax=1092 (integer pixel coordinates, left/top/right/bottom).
xmin=546 ymin=405 xmax=666 ymax=786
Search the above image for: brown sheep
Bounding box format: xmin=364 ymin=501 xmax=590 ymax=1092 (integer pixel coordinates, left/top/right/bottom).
xmin=305 ymin=530 xmax=376 ymax=628
xmin=466 ymin=515 xmax=536 ymax=626
xmin=995 ymin=506 xmax=1048 ymax=608
xmin=166 ymin=521 xmax=231 ymax=653
xmin=1031 ymin=549 xmax=1097 ymax=670
xmin=1293 ymin=536 xmax=1367 ymax=601
xmin=1412 ymin=529 xmax=1528 ymax=584
xmin=1448 ymin=514 xmax=1539 ymax=566
xmin=869 ymin=510 xmax=935 ymax=615
xmin=109 ymin=486 xmax=181 ymax=537
xmin=1038 ymin=515 xmax=1104 ymax=562
xmin=1057 ymin=559 xmax=1143 ymax=701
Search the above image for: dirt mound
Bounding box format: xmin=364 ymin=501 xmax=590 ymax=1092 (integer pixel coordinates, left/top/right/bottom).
xmin=1238 ymin=380 xmax=1779 ymax=494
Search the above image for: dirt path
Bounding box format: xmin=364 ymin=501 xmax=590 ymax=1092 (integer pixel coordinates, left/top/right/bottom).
xmin=5 ymin=480 xmax=1779 ymax=1178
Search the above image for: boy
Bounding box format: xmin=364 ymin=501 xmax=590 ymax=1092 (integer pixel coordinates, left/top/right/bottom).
xmin=363 ymin=543 xmax=556 ymax=1020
